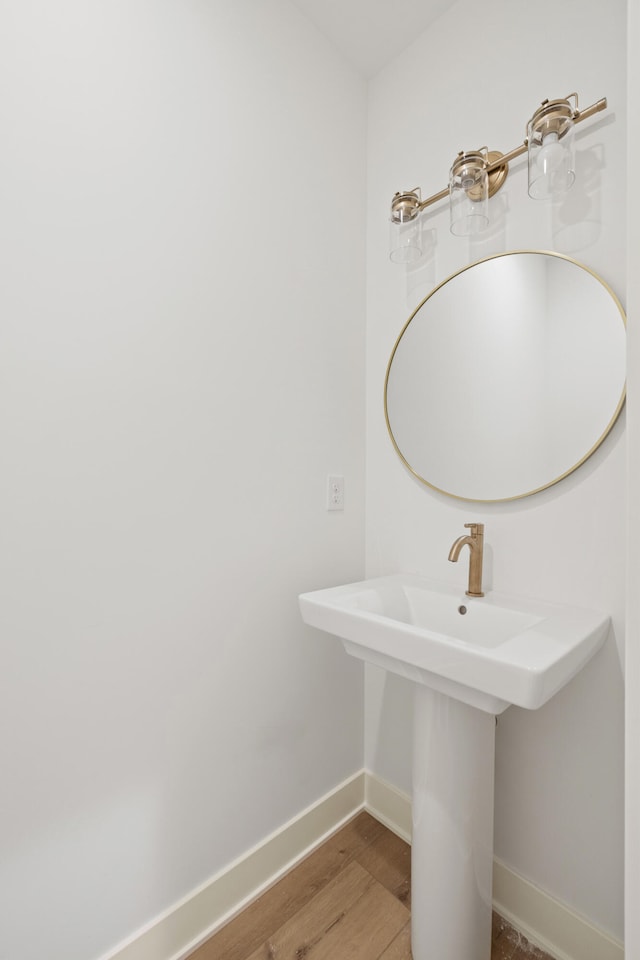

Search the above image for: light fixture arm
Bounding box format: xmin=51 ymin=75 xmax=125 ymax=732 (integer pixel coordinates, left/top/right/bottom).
xmin=395 ymin=96 xmax=607 ymax=220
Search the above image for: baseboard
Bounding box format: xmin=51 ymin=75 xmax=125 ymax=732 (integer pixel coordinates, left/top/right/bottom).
xmin=99 ymin=769 xmax=623 ymax=960
xmin=367 ymin=772 xmax=624 ymax=960
xmin=98 ymin=771 xmax=365 ymax=960
xmin=492 ymin=858 xmax=624 ymax=960
xmin=364 ymin=770 xmax=412 ymax=842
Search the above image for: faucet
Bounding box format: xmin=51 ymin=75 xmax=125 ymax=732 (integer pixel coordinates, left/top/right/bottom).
xmin=448 ymin=522 xmax=485 ymax=597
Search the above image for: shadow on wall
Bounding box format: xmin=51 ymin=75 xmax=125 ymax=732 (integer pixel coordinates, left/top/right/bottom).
xmin=368 ymin=668 xmax=414 ymax=794
xmin=552 ymin=142 xmax=605 ymax=253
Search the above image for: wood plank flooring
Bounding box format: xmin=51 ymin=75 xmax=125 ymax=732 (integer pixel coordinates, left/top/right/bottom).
xmin=188 ymin=812 xmax=553 ymax=960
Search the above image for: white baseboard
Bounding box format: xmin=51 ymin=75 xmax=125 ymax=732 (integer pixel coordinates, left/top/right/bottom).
xmin=368 ymin=773 xmax=624 ymax=960
xmin=99 ymin=769 xmax=623 ymax=960
xmin=98 ymin=771 xmax=365 ymax=960
xmin=492 ymin=858 xmax=624 ymax=960
xmin=364 ymin=770 xmax=412 ymax=842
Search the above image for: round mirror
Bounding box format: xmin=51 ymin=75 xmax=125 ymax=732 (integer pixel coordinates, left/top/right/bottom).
xmin=384 ymin=251 xmax=626 ymax=502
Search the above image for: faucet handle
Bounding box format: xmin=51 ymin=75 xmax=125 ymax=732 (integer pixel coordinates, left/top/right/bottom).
xmin=464 ymin=522 xmax=484 ymax=535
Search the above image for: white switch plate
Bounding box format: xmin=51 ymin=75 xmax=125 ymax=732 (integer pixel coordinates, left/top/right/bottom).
xmin=327 ymin=475 xmax=344 ymax=511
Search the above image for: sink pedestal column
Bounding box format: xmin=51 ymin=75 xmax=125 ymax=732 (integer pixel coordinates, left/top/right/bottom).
xmin=412 ymin=686 xmax=496 ymax=960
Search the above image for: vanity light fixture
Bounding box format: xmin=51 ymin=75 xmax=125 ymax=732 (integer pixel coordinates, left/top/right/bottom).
xmin=389 ymin=92 xmax=607 ymax=262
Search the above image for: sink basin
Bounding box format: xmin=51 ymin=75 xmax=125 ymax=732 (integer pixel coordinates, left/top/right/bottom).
xmin=299 ymin=572 xmax=610 ymax=960
xmin=299 ymin=573 xmax=609 ymax=714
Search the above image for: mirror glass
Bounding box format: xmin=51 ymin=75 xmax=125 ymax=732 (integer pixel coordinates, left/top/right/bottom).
xmin=385 ymin=252 xmax=626 ymax=502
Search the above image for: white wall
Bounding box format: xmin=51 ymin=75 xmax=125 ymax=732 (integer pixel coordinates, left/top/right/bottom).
xmin=0 ymin=3 xmax=366 ymax=959
xmin=366 ymin=0 xmax=626 ymax=941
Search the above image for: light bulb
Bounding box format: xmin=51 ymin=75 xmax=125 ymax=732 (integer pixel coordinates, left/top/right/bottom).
xmin=537 ymin=132 xmax=565 ymax=175
xmin=527 ymin=101 xmax=576 ymax=200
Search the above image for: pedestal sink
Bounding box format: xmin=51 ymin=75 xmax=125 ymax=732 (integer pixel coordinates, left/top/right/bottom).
xmin=299 ymin=574 xmax=609 ymax=960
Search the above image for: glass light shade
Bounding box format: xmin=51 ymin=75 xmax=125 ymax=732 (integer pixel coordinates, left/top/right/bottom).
xmin=527 ymin=103 xmax=576 ymax=199
xmin=389 ymin=189 xmax=423 ymax=262
xmin=449 ymin=150 xmax=490 ymax=237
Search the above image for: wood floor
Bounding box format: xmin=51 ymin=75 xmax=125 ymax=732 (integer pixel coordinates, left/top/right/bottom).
xmin=188 ymin=812 xmax=553 ymax=960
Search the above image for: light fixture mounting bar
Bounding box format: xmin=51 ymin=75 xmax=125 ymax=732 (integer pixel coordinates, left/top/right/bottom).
xmin=412 ymin=96 xmax=607 ymax=216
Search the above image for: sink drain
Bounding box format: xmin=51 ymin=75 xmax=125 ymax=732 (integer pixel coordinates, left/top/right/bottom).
xmin=458 ymin=604 xmax=468 ymax=615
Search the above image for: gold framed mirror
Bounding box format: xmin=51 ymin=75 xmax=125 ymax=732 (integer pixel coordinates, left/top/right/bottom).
xmin=384 ymin=251 xmax=626 ymax=503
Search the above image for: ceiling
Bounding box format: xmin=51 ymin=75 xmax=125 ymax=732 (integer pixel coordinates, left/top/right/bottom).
xmin=289 ymin=0 xmax=458 ymax=77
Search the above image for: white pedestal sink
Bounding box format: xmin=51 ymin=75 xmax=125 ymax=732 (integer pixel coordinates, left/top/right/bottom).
xmin=299 ymin=574 xmax=609 ymax=960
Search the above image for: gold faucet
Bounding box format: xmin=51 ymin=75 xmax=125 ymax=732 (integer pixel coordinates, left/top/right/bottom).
xmin=448 ymin=522 xmax=485 ymax=597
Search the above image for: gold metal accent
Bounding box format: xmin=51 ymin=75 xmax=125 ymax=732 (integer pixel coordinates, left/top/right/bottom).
xmin=451 ymin=149 xmax=486 ymax=196
xmin=486 ymin=150 xmax=508 ymax=197
xmin=383 ymin=250 xmax=627 ymax=504
xmin=529 ymin=93 xmax=577 ymax=144
xmin=449 ymin=149 xmax=509 ymax=203
xmin=390 ymin=189 xmax=422 ymax=223
xmin=448 ymin=523 xmax=485 ymax=598
xmin=390 ymin=95 xmax=607 ymax=221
